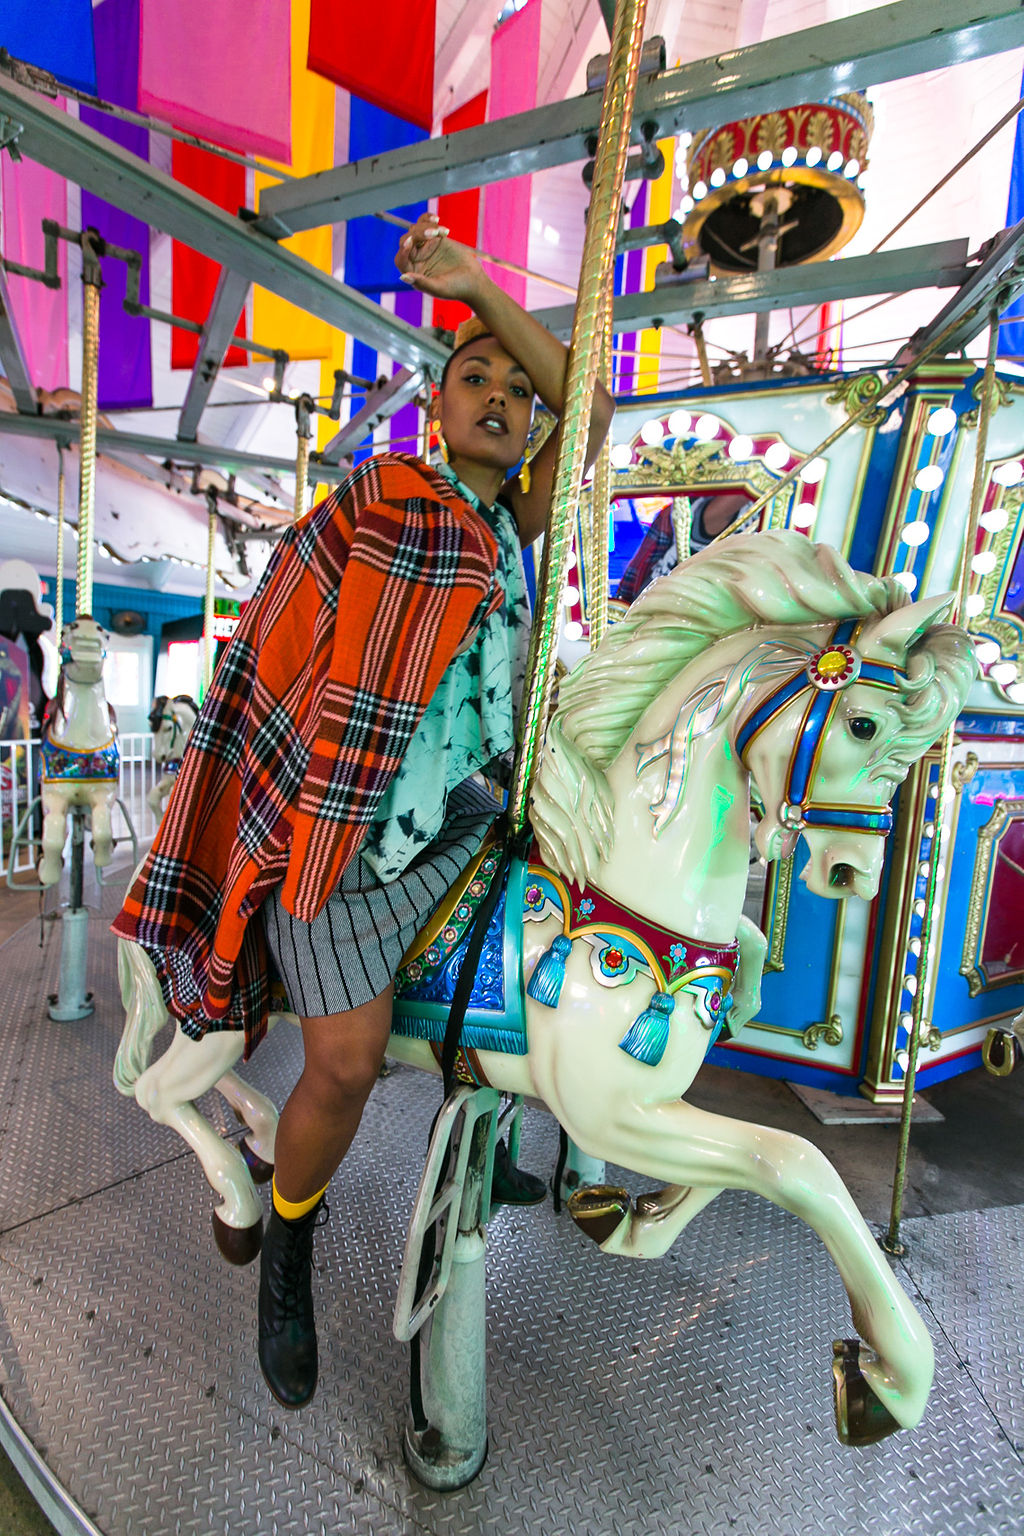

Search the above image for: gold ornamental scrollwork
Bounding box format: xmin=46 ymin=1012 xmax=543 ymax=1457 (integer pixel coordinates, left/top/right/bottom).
xmin=951 ymin=752 xmax=979 ymax=794
xmin=764 ymin=851 xmax=795 ymax=973
xmin=826 ymin=372 xmax=887 ymax=426
xmin=962 ymin=375 xmax=1012 ymax=429
xmin=960 ymin=798 xmax=1024 ymax=997
xmin=803 ymin=1014 xmax=844 ymax=1051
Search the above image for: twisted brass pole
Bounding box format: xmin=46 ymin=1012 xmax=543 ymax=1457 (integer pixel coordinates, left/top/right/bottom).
xmin=76 ymin=236 xmax=102 ymax=619
xmin=293 ymin=396 xmax=313 ymax=524
xmin=588 ymin=296 xmax=613 ymax=651
xmin=54 ymin=444 xmax=65 ymax=642
xmin=203 ymin=490 xmax=217 ymax=696
xmin=509 ymin=0 xmax=647 ymax=831
xmin=884 ymin=311 xmax=1000 ymax=1253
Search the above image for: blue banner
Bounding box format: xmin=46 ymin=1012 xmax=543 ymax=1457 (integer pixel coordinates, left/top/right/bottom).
xmin=344 ymin=98 xmax=427 ymax=295
xmin=0 ymin=0 xmax=96 ymax=93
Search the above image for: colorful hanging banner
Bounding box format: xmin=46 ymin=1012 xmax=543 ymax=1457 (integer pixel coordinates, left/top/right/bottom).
xmin=390 ymin=287 xmax=423 ymax=456
xmin=307 ymin=0 xmax=434 ymax=132
xmin=636 ymin=140 xmax=675 ymax=395
xmin=0 ymin=0 xmax=96 ymax=93
xmin=170 ymin=141 xmax=248 ymax=369
xmin=613 ymin=183 xmax=648 ymax=395
xmin=344 ymin=98 xmax=427 ymax=296
xmin=80 ymin=0 xmax=152 ymax=410
xmin=252 ymin=0 xmax=334 ymax=362
xmin=480 ymin=0 xmax=541 ymax=307
xmin=0 ymin=143 xmax=68 ymax=391
xmin=138 ymin=0 xmax=291 ymax=162
xmin=433 ymin=91 xmax=488 ymax=335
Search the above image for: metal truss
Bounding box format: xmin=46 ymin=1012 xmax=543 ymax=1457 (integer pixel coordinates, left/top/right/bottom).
xmin=319 ymin=367 xmax=424 ymax=464
xmin=897 ymin=218 xmax=1024 ymax=364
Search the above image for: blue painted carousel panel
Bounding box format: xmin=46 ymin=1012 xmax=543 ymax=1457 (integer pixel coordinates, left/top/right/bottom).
xmin=845 ymin=416 xmax=903 ymax=575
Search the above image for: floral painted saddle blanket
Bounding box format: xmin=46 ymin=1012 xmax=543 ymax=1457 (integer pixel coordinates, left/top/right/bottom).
xmin=391 ymin=837 xmax=740 ymax=1084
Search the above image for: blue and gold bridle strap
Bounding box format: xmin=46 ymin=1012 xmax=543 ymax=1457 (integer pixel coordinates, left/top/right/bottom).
xmin=735 ymin=619 xmax=907 ymax=837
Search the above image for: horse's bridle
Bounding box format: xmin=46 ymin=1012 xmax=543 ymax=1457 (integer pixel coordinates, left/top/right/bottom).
xmin=735 ymin=618 xmax=908 ymax=837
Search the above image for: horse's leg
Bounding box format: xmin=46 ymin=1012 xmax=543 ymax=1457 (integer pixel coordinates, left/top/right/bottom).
xmin=134 ymin=1023 xmax=264 ymax=1260
xmin=215 ymin=1068 xmax=279 ymax=1179
xmin=577 ymin=1097 xmax=932 ymax=1433
xmin=88 ymin=786 xmax=115 ymax=868
xmin=38 ymin=785 xmax=68 ymax=886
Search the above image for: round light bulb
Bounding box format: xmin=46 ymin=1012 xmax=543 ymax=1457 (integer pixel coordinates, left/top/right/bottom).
xmin=798 ymin=456 xmax=827 ymax=484
xmin=845 ymin=157 xmax=860 ymax=177
xmin=971 ymin=551 xmax=997 ymax=576
xmin=914 ymin=464 xmax=944 ymax=493
xmin=732 ymin=157 xmax=749 ymax=178
xmin=679 ymin=195 xmax=694 ymax=214
xmin=980 ymin=508 xmax=1009 ymax=532
xmin=926 ymin=407 xmax=956 ymax=436
xmin=791 ymin=503 xmax=817 ymax=529
xmin=781 ymin=145 xmax=797 ymax=167
xmin=903 ymin=975 xmax=918 ymax=997
xmin=974 ymin=639 xmax=1000 ymax=664
xmin=990 ymin=661 xmax=1018 ymax=685
xmin=640 ymin=418 xmax=665 ymax=445
xmin=965 ymin=593 xmax=986 ymax=616
xmin=563 ymin=584 xmax=580 ymax=606
xmin=764 ymin=442 xmax=790 ymax=471
xmin=1006 ymin=682 xmax=1024 ymax=704
xmin=692 ymin=180 xmax=708 ymax=200
xmin=262 ymin=376 xmax=277 ymax=392
xmin=694 ymin=414 xmax=719 ymax=441
xmin=805 ymin=145 xmax=822 ymax=168
xmin=610 ymin=444 xmax=633 ymax=469
xmin=993 ymin=459 xmax=1023 ymax=486
xmin=757 ymin=149 xmax=774 ymax=171
xmin=563 ymin=620 xmax=584 ymax=642
xmin=827 ymin=149 xmax=844 ymax=172
xmin=893 ymin=570 xmax=918 ymax=593
xmin=710 ymin=167 xmax=726 ymax=188
xmin=667 ymin=409 xmax=691 ymax=438
xmin=727 ymin=433 xmax=753 ymax=462
xmin=900 ymin=520 xmax=930 ymax=546
xmin=567 ymin=549 xmax=577 ymax=570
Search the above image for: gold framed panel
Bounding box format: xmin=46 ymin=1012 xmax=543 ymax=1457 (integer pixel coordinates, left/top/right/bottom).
xmin=960 ymin=797 xmax=1024 ymax=997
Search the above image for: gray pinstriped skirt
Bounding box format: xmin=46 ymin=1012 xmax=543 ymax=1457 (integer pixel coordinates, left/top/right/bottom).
xmin=262 ymin=779 xmax=499 ymax=1017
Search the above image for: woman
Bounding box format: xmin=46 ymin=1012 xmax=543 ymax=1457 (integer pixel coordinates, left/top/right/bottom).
xmin=113 ymin=212 xmax=613 ymax=1409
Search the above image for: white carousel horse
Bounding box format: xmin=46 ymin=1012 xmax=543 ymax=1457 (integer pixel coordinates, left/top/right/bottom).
xmin=146 ymin=694 xmax=199 ymax=818
xmin=38 ymin=616 xmax=119 ymax=888
xmin=113 ymin=532 xmax=976 ymax=1443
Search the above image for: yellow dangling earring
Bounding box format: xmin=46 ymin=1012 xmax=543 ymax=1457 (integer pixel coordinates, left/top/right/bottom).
xmin=518 ymin=457 xmax=531 ymax=495
xmin=431 ymin=419 xmax=449 ymax=463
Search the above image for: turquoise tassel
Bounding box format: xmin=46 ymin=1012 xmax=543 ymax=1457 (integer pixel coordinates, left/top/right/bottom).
xmin=527 ymin=933 xmax=573 ymax=1007
xmin=618 ymin=990 xmax=675 ymax=1066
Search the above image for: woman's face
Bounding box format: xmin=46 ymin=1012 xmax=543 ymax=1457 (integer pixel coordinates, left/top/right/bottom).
xmin=438 ymin=336 xmax=534 ymax=473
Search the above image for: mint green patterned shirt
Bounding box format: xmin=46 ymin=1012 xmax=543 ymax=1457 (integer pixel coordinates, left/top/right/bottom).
xmin=358 ymin=465 xmax=531 ymax=882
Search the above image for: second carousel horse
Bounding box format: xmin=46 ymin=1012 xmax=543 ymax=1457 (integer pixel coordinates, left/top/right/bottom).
xmin=146 ymin=694 xmax=199 ymax=819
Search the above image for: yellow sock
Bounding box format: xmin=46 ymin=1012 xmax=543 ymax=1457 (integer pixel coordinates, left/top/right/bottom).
xmin=272 ymin=1177 xmax=328 ymax=1222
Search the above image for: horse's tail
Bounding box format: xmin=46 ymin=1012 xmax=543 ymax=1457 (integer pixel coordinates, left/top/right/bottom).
xmin=113 ymin=939 xmax=169 ymax=1094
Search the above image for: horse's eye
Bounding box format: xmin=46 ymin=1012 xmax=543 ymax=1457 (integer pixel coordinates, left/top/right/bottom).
xmin=849 ymin=716 xmax=877 ymax=741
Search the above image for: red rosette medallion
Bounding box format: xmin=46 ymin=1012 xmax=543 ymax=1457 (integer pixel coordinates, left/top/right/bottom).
xmin=806 ymin=644 xmax=861 ymax=691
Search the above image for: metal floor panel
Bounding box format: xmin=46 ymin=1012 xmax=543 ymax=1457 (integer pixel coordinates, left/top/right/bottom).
xmin=0 ymin=898 xmax=1023 ymax=1534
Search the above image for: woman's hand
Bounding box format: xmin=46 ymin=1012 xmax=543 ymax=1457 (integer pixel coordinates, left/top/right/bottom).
xmin=395 ymin=212 xmax=484 ymax=302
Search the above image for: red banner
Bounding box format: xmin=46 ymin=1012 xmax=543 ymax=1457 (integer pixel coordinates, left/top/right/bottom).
xmin=432 ymin=91 xmax=488 ymax=336
xmin=307 ymin=0 xmax=434 ymax=132
xmin=170 ymin=142 xmax=247 ymax=369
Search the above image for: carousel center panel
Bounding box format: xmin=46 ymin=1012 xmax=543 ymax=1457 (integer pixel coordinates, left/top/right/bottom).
xmin=1 ymin=879 xmax=1023 ymax=1534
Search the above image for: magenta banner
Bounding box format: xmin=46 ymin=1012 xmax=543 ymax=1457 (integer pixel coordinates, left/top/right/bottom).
xmin=480 ymin=0 xmax=541 ymax=307
xmin=0 ymin=145 xmax=68 ymax=393
xmin=138 ymin=0 xmax=291 ymax=162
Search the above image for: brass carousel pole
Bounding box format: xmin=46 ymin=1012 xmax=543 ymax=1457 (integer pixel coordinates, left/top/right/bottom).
xmin=203 ymin=487 xmax=218 ymax=696
xmin=54 ymin=443 xmax=66 ymax=642
xmin=883 ymin=308 xmax=1000 ymax=1254
xmin=588 ymin=293 xmax=613 ymax=651
xmin=76 ymin=232 xmax=103 ymax=620
xmin=508 ymin=0 xmax=647 ymax=830
xmin=293 ymin=395 xmax=313 ymax=524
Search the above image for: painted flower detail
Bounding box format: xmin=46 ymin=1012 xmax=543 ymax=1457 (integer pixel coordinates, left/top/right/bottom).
xmin=469 ymin=880 xmax=486 ymax=898
xmin=599 ymin=946 xmax=628 ymax=978
xmin=525 ymin=883 xmax=546 ymax=910
xmin=456 ymin=903 xmax=472 ymax=921
xmin=425 ymin=945 xmax=442 ymax=967
xmin=442 ymin=925 xmax=459 ymax=945
xmin=668 ymin=942 xmax=687 ymax=969
xmin=405 ymin=961 xmax=423 ymax=982
xmin=576 ymin=897 xmax=596 ymax=920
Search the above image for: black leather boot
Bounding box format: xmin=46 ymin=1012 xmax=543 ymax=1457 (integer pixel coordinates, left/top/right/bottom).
xmin=490 ymin=1137 xmax=546 ymax=1208
xmin=258 ymin=1198 xmax=326 ymax=1408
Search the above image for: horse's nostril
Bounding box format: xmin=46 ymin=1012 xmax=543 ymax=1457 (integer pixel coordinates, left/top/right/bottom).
xmin=829 ymin=863 xmax=855 ymax=889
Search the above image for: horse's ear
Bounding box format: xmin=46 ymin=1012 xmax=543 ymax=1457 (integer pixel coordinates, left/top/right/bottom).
xmin=865 ymin=592 xmax=954 ymax=663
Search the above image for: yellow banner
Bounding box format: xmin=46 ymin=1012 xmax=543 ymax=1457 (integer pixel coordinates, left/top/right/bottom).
xmin=636 ymin=136 xmax=676 ymax=395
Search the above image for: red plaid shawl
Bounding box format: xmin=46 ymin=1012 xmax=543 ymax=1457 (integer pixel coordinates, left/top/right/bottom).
xmin=112 ymin=454 xmax=502 ymax=1057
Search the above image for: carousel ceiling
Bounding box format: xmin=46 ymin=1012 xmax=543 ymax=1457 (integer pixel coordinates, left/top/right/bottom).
xmin=0 ymin=0 xmax=1022 ymax=595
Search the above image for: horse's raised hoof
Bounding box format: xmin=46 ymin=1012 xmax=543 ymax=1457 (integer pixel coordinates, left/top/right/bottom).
xmin=567 ymin=1185 xmax=630 ymax=1246
xmin=242 ymin=1139 xmax=274 ymax=1185
xmin=982 ymin=1028 xmax=1020 ymax=1077
xmin=832 ymin=1339 xmax=902 ymax=1446
xmin=212 ymin=1210 xmax=263 ymax=1265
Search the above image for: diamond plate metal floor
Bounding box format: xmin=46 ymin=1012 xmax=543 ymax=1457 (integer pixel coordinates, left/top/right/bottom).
xmin=1 ymin=883 xmax=1023 ymax=1535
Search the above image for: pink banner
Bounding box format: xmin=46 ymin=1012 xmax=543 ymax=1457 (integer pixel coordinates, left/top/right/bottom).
xmin=138 ymin=0 xmax=291 ymax=161
xmin=480 ymin=0 xmax=541 ymax=307
xmin=0 ymin=147 xmax=68 ymax=392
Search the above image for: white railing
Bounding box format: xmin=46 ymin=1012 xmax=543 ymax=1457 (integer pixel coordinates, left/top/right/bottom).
xmin=0 ymin=732 xmax=161 ymax=878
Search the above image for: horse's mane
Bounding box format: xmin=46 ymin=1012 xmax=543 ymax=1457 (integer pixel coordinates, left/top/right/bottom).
xmin=531 ymin=531 xmax=975 ymax=883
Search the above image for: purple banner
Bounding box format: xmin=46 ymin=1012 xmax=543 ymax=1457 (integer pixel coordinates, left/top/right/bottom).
xmin=80 ymin=0 xmax=153 ymax=410
xmin=390 ymin=287 xmax=423 ymax=456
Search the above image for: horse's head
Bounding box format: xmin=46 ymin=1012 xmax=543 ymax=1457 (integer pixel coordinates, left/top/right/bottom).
xmin=150 ymin=693 xmax=198 ymax=765
xmin=738 ymin=593 xmax=977 ymax=901
xmin=59 ymin=615 xmax=108 ymax=685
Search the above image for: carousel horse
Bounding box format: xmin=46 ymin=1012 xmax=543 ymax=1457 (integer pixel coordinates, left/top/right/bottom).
xmin=146 ymin=694 xmax=198 ymax=818
xmin=38 ymin=616 xmax=119 ymax=888
xmin=114 ymin=532 xmax=976 ymax=1444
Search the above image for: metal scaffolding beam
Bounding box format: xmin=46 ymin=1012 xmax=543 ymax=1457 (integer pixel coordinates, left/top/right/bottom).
xmin=0 ymin=266 xmax=38 ymax=414
xmin=0 ymin=74 xmax=449 ymax=376
xmin=0 ymin=408 xmax=353 ymax=485
xmin=319 ymin=367 xmax=424 ymax=464
xmin=258 ymin=0 xmax=1024 ymax=234
xmin=177 ymin=269 xmax=252 ymax=442
xmin=896 ymin=218 xmax=1024 ymax=364
xmin=533 ymin=237 xmax=972 ymax=339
